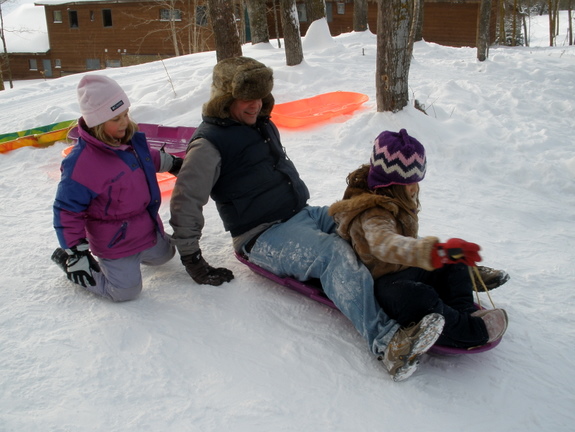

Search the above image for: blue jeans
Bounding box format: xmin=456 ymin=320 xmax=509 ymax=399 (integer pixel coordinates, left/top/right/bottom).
xmin=247 ymin=206 xmax=399 ymax=355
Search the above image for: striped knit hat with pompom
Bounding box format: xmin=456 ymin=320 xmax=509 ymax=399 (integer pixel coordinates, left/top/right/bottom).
xmin=367 ymin=129 xmax=427 ymax=189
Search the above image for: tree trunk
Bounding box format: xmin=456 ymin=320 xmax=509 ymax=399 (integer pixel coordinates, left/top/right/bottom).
xmin=305 ymin=0 xmax=326 ymax=23
xmin=497 ymin=0 xmax=505 ymax=44
xmin=207 ymin=0 xmax=243 ymax=62
xmin=569 ymin=1 xmax=573 ymax=46
xmin=353 ymin=0 xmax=368 ymax=32
xmin=245 ymin=0 xmax=270 ymax=44
xmin=477 ymin=0 xmax=492 ymax=61
xmin=408 ymin=0 xmax=421 ymax=48
xmin=375 ymin=0 xmax=413 ymax=113
xmin=413 ymin=0 xmax=424 ymax=41
xmin=279 ymin=0 xmax=303 ymax=66
xmin=272 ymin=0 xmax=282 ymax=48
xmin=0 ymin=2 xmax=13 ymax=90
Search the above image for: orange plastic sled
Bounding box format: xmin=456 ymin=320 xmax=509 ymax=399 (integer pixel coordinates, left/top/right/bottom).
xmin=271 ymin=91 xmax=368 ymax=129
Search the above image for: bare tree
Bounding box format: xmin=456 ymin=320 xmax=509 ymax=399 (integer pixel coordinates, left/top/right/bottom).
xmin=569 ymin=0 xmax=573 ymax=45
xmin=123 ymin=1 xmax=212 ymax=56
xmin=375 ymin=0 xmax=414 ymax=112
xmin=408 ymin=0 xmax=421 ymax=48
xmin=413 ymin=0 xmax=424 ymax=41
xmin=305 ymin=0 xmax=326 ymax=23
xmin=245 ymin=0 xmax=269 ymax=44
xmin=547 ymin=0 xmax=560 ymax=46
xmin=477 ymin=0 xmax=493 ymax=60
xmin=207 ymin=0 xmax=242 ymax=62
xmin=270 ymin=0 xmax=282 ymax=48
xmin=279 ymin=0 xmax=303 ymax=66
xmin=353 ymin=0 xmax=369 ymax=31
xmin=0 ymin=0 xmax=13 ymax=90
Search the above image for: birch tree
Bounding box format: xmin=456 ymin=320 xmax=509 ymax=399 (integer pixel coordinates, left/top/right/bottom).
xmin=305 ymin=0 xmax=326 ymax=23
xmin=477 ymin=0 xmax=493 ymax=61
xmin=413 ymin=0 xmax=424 ymax=41
xmin=353 ymin=0 xmax=368 ymax=31
xmin=0 ymin=0 xmax=12 ymax=90
xmin=375 ymin=0 xmax=414 ymax=112
xmin=207 ymin=0 xmax=242 ymax=62
xmin=245 ymin=0 xmax=269 ymax=44
xmin=279 ymin=0 xmax=303 ymax=65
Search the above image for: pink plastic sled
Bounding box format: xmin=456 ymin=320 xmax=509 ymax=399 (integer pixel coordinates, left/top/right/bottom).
xmin=235 ymin=252 xmax=501 ymax=355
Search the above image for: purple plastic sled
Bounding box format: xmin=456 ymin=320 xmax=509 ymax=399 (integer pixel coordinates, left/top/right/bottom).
xmin=235 ymin=252 xmax=501 ymax=355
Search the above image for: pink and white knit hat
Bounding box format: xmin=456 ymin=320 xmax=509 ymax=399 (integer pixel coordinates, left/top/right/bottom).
xmin=77 ymin=74 xmax=131 ymax=128
xmin=368 ymin=129 xmax=427 ymax=189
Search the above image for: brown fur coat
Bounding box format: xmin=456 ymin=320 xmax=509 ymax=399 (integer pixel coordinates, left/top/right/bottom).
xmin=328 ymin=186 xmax=439 ymax=279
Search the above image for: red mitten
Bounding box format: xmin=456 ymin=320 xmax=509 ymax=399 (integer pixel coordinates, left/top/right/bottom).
xmin=431 ymin=238 xmax=482 ymax=268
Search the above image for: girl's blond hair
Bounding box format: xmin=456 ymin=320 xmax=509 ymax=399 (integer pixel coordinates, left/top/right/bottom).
xmin=89 ymin=116 xmax=138 ymax=146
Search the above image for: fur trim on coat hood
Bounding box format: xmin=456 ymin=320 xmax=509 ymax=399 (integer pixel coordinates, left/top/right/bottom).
xmin=203 ymin=56 xmax=275 ymax=119
xmin=328 ymin=188 xmax=439 ymax=279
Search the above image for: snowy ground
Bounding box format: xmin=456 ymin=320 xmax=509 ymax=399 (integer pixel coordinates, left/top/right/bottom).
xmin=1 ymin=14 xmax=574 ymax=432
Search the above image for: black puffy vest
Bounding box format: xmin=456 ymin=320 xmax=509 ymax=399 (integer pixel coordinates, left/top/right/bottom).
xmin=192 ymin=116 xmax=310 ymax=236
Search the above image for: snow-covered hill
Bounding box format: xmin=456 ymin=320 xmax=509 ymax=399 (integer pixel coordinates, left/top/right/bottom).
xmin=1 ymin=15 xmax=574 ymax=432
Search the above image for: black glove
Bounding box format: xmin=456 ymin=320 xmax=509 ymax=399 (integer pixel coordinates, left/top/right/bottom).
xmin=64 ymin=241 xmax=101 ymax=287
xmin=181 ymin=250 xmax=234 ymax=286
xmin=168 ymin=155 xmax=184 ymax=176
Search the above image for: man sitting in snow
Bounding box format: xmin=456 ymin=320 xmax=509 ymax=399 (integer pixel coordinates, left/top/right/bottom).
xmin=169 ymin=56 xmax=506 ymax=381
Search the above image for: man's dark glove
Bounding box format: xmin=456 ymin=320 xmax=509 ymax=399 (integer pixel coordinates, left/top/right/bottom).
xmin=181 ymin=250 xmax=234 ymax=286
xmin=168 ymin=155 xmax=184 ymax=176
xmin=64 ymin=241 xmax=101 ymax=287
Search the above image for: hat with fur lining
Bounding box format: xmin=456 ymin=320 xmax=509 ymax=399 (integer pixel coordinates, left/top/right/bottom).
xmin=77 ymin=74 xmax=131 ymax=128
xmin=368 ymin=129 xmax=427 ymax=189
xmin=203 ymin=56 xmax=274 ymax=119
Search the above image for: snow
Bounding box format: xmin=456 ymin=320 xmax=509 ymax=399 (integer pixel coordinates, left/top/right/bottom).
xmin=2 ymin=14 xmax=575 ymax=432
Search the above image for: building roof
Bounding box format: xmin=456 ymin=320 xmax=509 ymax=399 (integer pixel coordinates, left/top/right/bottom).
xmin=3 ymin=4 xmax=49 ymax=53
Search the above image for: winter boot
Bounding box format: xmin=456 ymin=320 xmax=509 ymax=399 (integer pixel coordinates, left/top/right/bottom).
xmin=474 ymin=266 xmax=510 ymax=291
xmin=471 ymin=308 xmax=508 ymax=343
xmin=381 ymin=313 xmax=445 ymax=382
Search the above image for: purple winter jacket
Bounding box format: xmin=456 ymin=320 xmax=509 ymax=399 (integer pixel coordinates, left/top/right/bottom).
xmin=53 ymin=118 xmax=165 ymax=259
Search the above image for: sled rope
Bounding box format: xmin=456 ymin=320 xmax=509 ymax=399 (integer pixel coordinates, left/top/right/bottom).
xmin=469 ymin=266 xmax=497 ymax=310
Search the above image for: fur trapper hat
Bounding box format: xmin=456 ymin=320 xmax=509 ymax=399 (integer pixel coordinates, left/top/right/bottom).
xmin=203 ymin=56 xmax=275 ymax=118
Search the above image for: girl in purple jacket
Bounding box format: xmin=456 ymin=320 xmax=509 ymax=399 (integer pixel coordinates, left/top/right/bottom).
xmin=52 ymin=75 xmax=182 ymax=301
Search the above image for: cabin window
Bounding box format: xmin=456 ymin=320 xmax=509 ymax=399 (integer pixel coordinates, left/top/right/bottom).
xmin=296 ymin=4 xmax=307 ymax=22
xmin=195 ymin=6 xmax=207 ymax=26
xmin=69 ymin=10 xmax=79 ymax=28
xmin=53 ymin=11 xmax=62 ymax=23
xmin=86 ymin=59 xmax=101 ymax=70
xmin=106 ymin=59 xmax=122 ymax=68
xmin=102 ymin=9 xmax=113 ymax=27
xmin=55 ymin=59 xmax=62 ymax=68
xmin=326 ymin=4 xmax=333 ymax=22
xmin=160 ymin=9 xmax=182 ymax=21
xmin=90 ymin=10 xmax=95 ymax=21
xmin=336 ymin=2 xmax=345 ymax=15
xmin=29 ymin=59 xmax=38 ymax=71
